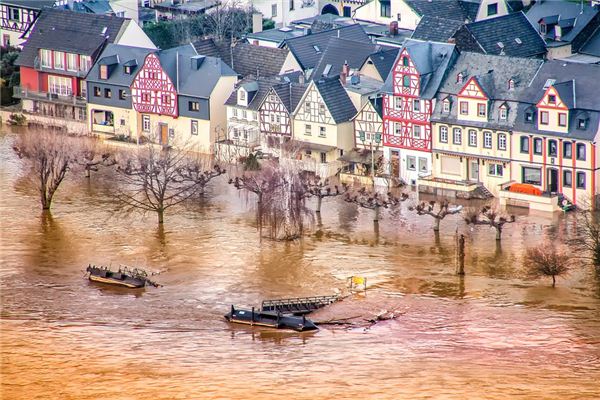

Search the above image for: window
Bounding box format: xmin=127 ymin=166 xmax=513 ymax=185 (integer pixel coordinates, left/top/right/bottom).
xmin=142 ymin=115 xmax=150 ymax=132
xmin=522 ymin=167 xmax=541 ymax=185
xmin=439 ymin=126 xmax=448 ymax=143
xmin=548 ymin=94 xmax=556 ymax=104
xmin=563 ymin=170 xmax=572 ymax=188
xmin=457 ymin=73 xmax=464 ymax=84
xmin=407 ymin=156 xmax=416 ymax=171
xmin=120 ymin=119 xmax=125 ymax=126
xmin=141 ymin=92 xmax=150 ymax=102
xmin=319 ymin=126 xmax=326 ymax=137
xmin=48 ymin=75 xmax=71 ymax=96
xmin=124 ymin=66 xmax=131 ymax=74
xmin=191 ymin=120 xmax=198 ymax=135
xmin=319 ymin=104 xmax=326 ymax=115
xmin=413 ymin=125 xmax=421 ymax=138
xmin=488 ymin=163 xmax=503 ymax=177
xmin=525 ymin=111 xmax=533 ymax=123
xmin=41 ymin=49 xmax=52 ymax=68
xmin=540 ymin=23 xmax=547 ymax=34
xmin=119 ymin=90 xmax=126 ymax=100
xmin=540 ymin=111 xmax=549 ymax=125
xmin=548 ymin=139 xmax=557 ymax=157
xmin=559 ymin=113 xmax=567 ymax=127
xmin=468 ymin=130 xmax=477 ymax=147
xmin=395 ymin=97 xmax=401 ymax=109
xmin=395 ymin=123 xmax=401 ymax=136
xmin=305 ymin=101 xmax=310 ymax=113
xmin=93 ymin=86 xmax=101 ymax=97
xmin=67 ymin=53 xmax=77 ymax=71
xmin=441 ymin=156 xmax=461 ymax=176
xmin=232 ymin=108 xmax=237 ymax=117
xmin=289 ymin=0 xmax=294 ymax=11
xmin=499 ymin=107 xmax=507 ymax=120
xmin=380 ymin=0 xmax=391 ymax=17
xmin=252 ymin=112 xmax=257 ymax=120
xmin=563 ymin=142 xmax=572 ymax=158
xmin=271 ymin=3 xmax=277 ymax=17
xmin=443 ymin=100 xmax=450 ymax=113
xmin=413 ymin=100 xmax=420 ymax=112
xmin=534 ymin=138 xmax=543 ymax=155
xmin=460 ymin=101 xmax=468 ymax=115
xmin=453 ymin=128 xmax=462 ymax=145
xmin=104 ymin=88 xmax=111 ymax=98
xmin=577 ymin=172 xmax=586 ymax=189
xmin=520 ymin=136 xmax=529 ymax=153
xmin=305 ymin=124 xmax=311 ymax=136
xmin=577 ymin=143 xmax=586 ymax=161
xmin=477 ymin=103 xmax=486 ymax=117
xmin=239 ymin=90 xmax=246 ymax=101
xmin=402 ymin=56 xmax=409 ymax=66
xmin=403 ymin=75 xmax=410 ymax=88
xmin=419 ymin=157 xmax=428 ymax=172
xmin=163 ymin=94 xmax=171 ymax=105
xmin=53 ymin=51 xmax=64 ymax=70
xmin=80 ymin=55 xmax=91 ymax=72
xmin=487 ymin=3 xmax=498 ymax=16
xmin=9 ymin=7 xmax=19 ymax=20
xmin=498 ymin=133 xmax=506 ymax=150
xmin=242 ymin=110 xmax=247 ymax=119
xmin=100 ymin=65 xmax=108 ymax=80
xmin=320 ymin=152 xmax=327 ymax=164
xmin=232 ymin=128 xmax=239 ymax=139
xmin=508 ymin=79 xmax=515 ymax=91
xmin=189 ymin=101 xmax=199 ymax=111
xmin=484 ymin=131 xmax=492 ymax=149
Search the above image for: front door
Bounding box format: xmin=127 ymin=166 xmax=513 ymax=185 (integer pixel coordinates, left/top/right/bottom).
xmin=160 ymin=124 xmax=168 ymax=145
xmin=469 ymin=160 xmax=479 ymax=181
xmin=547 ymin=168 xmax=558 ymax=193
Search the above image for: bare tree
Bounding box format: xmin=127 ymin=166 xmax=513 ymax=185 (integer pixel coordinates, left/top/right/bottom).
xmin=115 ymin=145 xmax=224 ymax=225
xmin=524 ymin=243 xmax=570 ymax=287
xmin=344 ymin=187 xmax=408 ymax=222
xmin=75 ymin=140 xmax=116 ymax=178
xmin=13 ymin=130 xmax=79 ymax=210
xmin=409 ymin=200 xmax=462 ymax=232
xmin=465 ymin=206 xmax=515 ymax=241
xmin=305 ymin=177 xmax=347 ymax=213
xmin=577 ymin=211 xmax=600 ymax=270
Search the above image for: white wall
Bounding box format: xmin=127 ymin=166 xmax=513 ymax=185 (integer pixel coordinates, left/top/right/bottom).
xmin=110 ymin=0 xmax=139 ymax=23
xmin=235 ymin=0 xmax=319 ymax=27
xmin=115 ymin=20 xmax=157 ymax=49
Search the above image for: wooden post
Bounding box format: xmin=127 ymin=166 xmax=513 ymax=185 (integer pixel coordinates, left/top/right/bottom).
xmin=251 ymin=306 xmax=254 ymax=325
xmin=457 ymin=234 xmax=465 ymax=275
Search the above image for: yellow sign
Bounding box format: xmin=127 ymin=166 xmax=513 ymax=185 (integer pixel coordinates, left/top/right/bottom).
xmin=351 ymin=276 xmax=365 ymax=286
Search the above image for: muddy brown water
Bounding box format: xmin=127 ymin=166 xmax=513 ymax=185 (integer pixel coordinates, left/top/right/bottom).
xmin=1 ymin=128 xmax=599 ymax=399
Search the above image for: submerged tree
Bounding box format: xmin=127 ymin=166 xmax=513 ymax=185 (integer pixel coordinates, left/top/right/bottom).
xmin=115 ymin=145 xmax=224 ymax=224
xmin=76 ymin=140 xmax=116 ymax=178
xmin=409 ymin=200 xmax=462 ymax=232
xmin=524 ymin=243 xmax=570 ymax=287
xmin=13 ymin=130 xmax=79 ymax=210
xmin=578 ymin=211 xmax=600 ymax=270
xmin=465 ymin=206 xmax=515 ymax=241
xmin=305 ymin=177 xmax=347 ymax=213
xmin=344 ymin=187 xmax=408 ymax=222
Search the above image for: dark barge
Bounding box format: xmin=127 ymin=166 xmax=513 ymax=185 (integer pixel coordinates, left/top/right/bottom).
xmin=86 ymin=265 xmax=159 ymax=288
xmin=224 ymin=306 xmax=318 ymax=332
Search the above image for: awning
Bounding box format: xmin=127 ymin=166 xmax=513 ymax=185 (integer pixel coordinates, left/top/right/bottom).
xmin=433 ymin=149 xmax=510 ymax=163
xmin=296 ymin=141 xmax=337 ymax=152
xmin=339 ymin=149 xmax=383 ymax=164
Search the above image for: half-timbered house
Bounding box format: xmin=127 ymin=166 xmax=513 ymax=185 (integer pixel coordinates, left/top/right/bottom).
xmin=381 ymin=39 xmax=457 ymax=185
xmin=0 ymin=0 xmax=60 ymax=47
xmin=14 ymin=8 xmax=155 ymax=122
xmin=86 ymin=43 xmax=237 ymax=152
xmin=292 ymin=76 xmax=357 ymax=177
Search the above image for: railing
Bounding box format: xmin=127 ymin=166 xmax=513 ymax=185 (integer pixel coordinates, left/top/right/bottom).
xmin=91 ymin=123 xmax=115 ymax=134
xmin=13 ymin=86 xmax=87 ymax=107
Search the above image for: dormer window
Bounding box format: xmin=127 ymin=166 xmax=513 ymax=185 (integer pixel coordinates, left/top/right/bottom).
xmin=499 ymin=106 xmax=507 ymax=120
xmin=457 ymin=72 xmax=464 ymax=84
xmin=508 ymin=79 xmax=515 ymax=91
xmin=124 ymin=65 xmax=131 ymax=74
xmin=443 ymin=99 xmax=450 ymax=113
xmin=99 ymin=65 xmax=108 ymax=80
xmin=548 ymin=94 xmax=556 ymax=104
xmin=525 ymin=111 xmax=533 ymax=123
xmin=239 ymin=90 xmax=246 ymax=101
xmin=578 ymin=118 xmax=587 ymax=129
xmin=540 ymin=23 xmax=547 ymax=34
xmin=402 ymin=56 xmax=409 ymax=67
xmin=487 ymin=3 xmax=498 ymax=16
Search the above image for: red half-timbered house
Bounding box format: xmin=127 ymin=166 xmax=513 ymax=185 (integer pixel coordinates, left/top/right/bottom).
xmin=131 ymin=53 xmax=178 ymax=117
xmin=381 ymin=39 xmax=457 ymax=185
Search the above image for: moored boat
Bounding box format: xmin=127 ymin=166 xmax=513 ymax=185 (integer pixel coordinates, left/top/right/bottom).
xmin=224 ymin=306 xmax=318 ymax=332
xmin=85 ymin=264 xmax=160 ymax=288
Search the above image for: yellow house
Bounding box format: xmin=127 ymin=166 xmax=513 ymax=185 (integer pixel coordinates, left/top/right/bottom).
xmin=292 ymin=76 xmax=357 ymax=176
xmin=424 ymin=53 xmax=543 ymax=198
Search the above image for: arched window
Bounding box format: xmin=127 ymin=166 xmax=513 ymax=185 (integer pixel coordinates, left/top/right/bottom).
xmin=403 ymin=75 xmax=410 ymax=88
xmin=402 ymin=56 xmax=409 ymax=66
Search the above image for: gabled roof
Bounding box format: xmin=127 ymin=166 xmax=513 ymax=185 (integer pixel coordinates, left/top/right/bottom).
xmin=284 ymin=24 xmax=370 ymax=71
xmin=16 ymin=8 xmax=127 ymax=68
xmin=225 ymin=77 xmax=281 ymax=111
xmin=270 ymin=82 xmax=309 ymax=114
xmin=312 ymin=38 xmax=383 ymax=79
xmin=245 ymin=26 xmax=306 ymax=46
xmin=411 ymin=15 xmax=464 ymax=43
xmin=580 ymin=26 xmax=600 ymax=57
xmin=0 ymin=0 xmax=57 ymax=9
xmin=191 ymin=37 xmax=221 ymax=57
xmin=552 ymin=80 xmax=575 ymax=109
xmin=405 ymin=0 xmax=472 ymax=22
xmin=72 ymin=0 xmax=114 ymax=15
xmin=312 ymin=76 xmax=357 ymax=124
xmin=456 ymin=12 xmax=546 ymax=58
xmin=363 ymin=48 xmax=400 ymax=80
xmin=86 ymin=44 xmax=153 ymax=86
xmin=352 ymin=96 xmax=383 ymax=121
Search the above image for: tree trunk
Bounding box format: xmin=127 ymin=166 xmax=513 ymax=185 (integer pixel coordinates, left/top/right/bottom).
xmin=157 ymin=208 xmax=164 ymax=224
xmin=433 ymin=217 xmax=441 ymax=232
xmin=316 ymin=196 xmax=322 ymax=213
xmin=374 ymin=205 xmax=380 ymax=222
xmin=85 ymin=167 xmax=90 ymax=178
xmin=495 ymin=226 xmax=502 ymax=241
xmin=552 ymin=275 xmax=556 ymax=287
xmin=456 ymin=234 xmax=465 ymax=276
xmin=41 ymin=189 xmax=52 ymax=210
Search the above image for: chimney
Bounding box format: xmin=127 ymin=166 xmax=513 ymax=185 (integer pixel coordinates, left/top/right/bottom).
xmin=252 ymin=12 xmax=263 ymax=33
xmin=555 ymin=25 xmax=562 ymax=41
xmin=191 ymin=55 xmax=205 ymax=70
xmin=447 ymin=37 xmax=456 ymax=44
xmin=340 ymin=61 xmax=350 ymax=85
xmin=389 ymin=21 xmax=398 ymax=36
xmin=299 ymin=73 xmax=305 ymax=84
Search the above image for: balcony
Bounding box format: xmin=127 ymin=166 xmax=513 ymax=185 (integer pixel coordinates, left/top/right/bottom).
xmin=498 ymin=182 xmax=560 ymax=212
xmin=13 ymin=86 xmax=86 ymax=108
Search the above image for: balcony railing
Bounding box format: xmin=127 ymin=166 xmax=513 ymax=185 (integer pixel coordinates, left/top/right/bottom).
xmin=13 ymin=86 xmax=87 ymax=107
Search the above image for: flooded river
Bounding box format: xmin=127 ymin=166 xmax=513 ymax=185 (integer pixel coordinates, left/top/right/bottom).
xmin=1 ymin=129 xmax=600 ymax=399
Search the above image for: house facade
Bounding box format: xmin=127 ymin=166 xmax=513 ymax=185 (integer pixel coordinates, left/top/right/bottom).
xmin=381 ymin=40 xmax=457 ymax=185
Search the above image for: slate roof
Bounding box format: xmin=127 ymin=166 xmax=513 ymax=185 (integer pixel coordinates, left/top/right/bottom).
xmin=192 ymin=40 xmax=289 ymax=78
xmin=411 ymin=15 xmax=464 ymax=43
xmin=525 ymin=1 xmax=599 ymax=47
xmin=458 ymin=0 xmax=480 ymax=22
xmin=312 ymin=76 xmax=357 ymax=124
xmin=455 ymin=12 xmax=546 ymax=58
xmin=405 ymin=0 xmax=471 ymax=22
xmin=271 ymin=82 xmax=308 ymax=114
xmin=382 ymin=39 xmax=457 ymax=99
xmin=87 ymin=44 xmax=153 ymax=86
xmin=284 ymin=24 xmax=370 ymax=71
xmin=72 ymin=0 xmax=113 ymax=15
xmin=0 ymin=0 xmax=56 ymax=9
xmin=312 ymin=38 xmax=383 ymax=79
xmin=224 ymin=77 xmax=280 ymax=111
xmin=16 ymin=8 xmax=127 ymax=68
xmin=363 ymin=48 xmax=400 ymax=81
xmin=245 ymin=26 xmax=306 ymax=46
xmin=580 ymin=26 xmax=600 ymax=57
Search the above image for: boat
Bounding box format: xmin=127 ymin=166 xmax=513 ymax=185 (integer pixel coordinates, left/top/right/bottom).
xmin=224 ymin=306 xmax=318 ymax=332
xmin=85 ymin=264 xmax=160 ymax=288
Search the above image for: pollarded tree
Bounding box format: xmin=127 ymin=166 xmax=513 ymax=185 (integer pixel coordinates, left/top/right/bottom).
xmin=409 ymin=199 xmax=463 ymax=232
xmin=465 ymin=206 xmax=515 ymax=241
xmin=13 ymin=130 xmax=79 ymax=210
xmin=578 ymin=210 xmax=600 ymax=270
xmin=76 ymin=140 xmax=116 ymax=178
xmin=344 ymin=187 xmax=408 ymax=222
xmin=305 ymin=176 xmax=347 ymax=213
xmin=524 ymin=243 xmax=570 ymax=287
xmin=115 ymin=145 xmax=224 ymax=225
